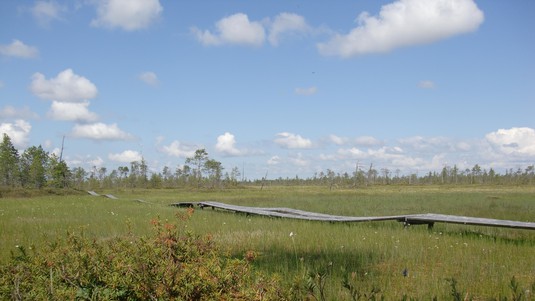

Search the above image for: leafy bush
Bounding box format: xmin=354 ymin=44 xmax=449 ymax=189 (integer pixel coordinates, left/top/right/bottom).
xmin=0 ymin=209 xmax=286 ymax=300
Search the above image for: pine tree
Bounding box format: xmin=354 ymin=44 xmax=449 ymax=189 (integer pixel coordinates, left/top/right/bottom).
xmin=20 ymin=145 xmax=48 ymax=188
xmin=0 ymin=133 xmax=20 ymax=187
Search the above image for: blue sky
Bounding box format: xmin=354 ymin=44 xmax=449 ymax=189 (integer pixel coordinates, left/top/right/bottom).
xmin=1 ymin=0 xmax=534 ymax=179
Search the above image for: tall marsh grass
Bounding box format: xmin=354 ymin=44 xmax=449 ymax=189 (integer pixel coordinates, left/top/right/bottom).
xmin=1 ymin=185 xmax=534 ymax=299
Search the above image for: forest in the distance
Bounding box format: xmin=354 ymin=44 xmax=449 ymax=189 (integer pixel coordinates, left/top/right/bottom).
xmin=1 ymin=133 xmax=534 ymax=191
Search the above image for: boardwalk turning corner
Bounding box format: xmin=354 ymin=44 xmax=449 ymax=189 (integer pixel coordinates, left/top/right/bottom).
xmin=172 ymin=201 xmax=535 ymax=230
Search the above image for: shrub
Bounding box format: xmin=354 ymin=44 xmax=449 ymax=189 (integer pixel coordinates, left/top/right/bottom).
xmin=0 ymin=210 xmax=287 ymax=300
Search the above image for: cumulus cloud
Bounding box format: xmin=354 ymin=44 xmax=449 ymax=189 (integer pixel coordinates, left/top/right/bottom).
xmin=268 ymin=12 xmax=310 ymax=46
xmin=70 ymin=123 xmax=133 ymax=140
xmin=30 ymin=69 xmax=101 ymax=122
xmin=109 ymin=150 xmax=142 ymax=163
xmin=486 ymin=127 xmax=535 ymax=157
xmin=31 ymin=1 xmax=66 ymax=26
xmin=0 ymin=40 xmax=39 ymax=58
xmin=138 ymin=71 xmax=159 ymax=86
xmin=0 ymin=105 xmax=39 ymax=120
xmin=91 ymin=0 xmax=162 ymax=31
xmin=317 ymin=0 xmax=484 ymax=58
xmin=161 ymin=140 xmax=197 ymax=158
xmin=193 ymin=13 xmax=265 ymax=47
xmin=193 ymin=12 xmax=312 ymax=48
xmin=30 ymin=69 xmax=98 ymax=103
xmin=47 ymin=101 xmax=99 ymax=122
xmin=295 ymin=86 xmax=317 ymax=96
xmin=215 ymin=132 xmax=245 ymax=156
xmin=0 ymin=120 xmax=31 ymax=148
xmin=274 ymin=132 xmax=313 ymax=149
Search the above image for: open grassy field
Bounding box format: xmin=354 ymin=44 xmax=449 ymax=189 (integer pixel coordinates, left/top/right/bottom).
xmin=1 ymin=185 xmax=534 ymax=299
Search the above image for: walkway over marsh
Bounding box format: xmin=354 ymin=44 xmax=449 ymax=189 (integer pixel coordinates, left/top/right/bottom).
xmin=172 ymin=201 xmax=535 ymax=230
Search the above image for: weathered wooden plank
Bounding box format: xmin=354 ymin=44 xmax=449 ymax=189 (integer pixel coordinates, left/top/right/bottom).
xmin=178 ymin=201 xmax=404 ymax=222
xmin=171 ymin=201 xmax=535 ymax=230
xmin=402 ymin=213 xmax=535 ymax=230
xmin=87 ymin=190 xmax=100 ymax=196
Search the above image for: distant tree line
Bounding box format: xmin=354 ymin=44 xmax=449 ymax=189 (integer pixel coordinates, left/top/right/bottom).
xmin=0 ymin=133 xmax=534 ymax=191
xmin=0 ymin=134 xmax=238 ymax=190
xmin=255 ymin=163 xmax=535 ymax=188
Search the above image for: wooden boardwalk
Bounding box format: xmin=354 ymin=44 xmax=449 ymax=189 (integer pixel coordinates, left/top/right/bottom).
xmin=172 ymin=201 xmax=535 ymax=230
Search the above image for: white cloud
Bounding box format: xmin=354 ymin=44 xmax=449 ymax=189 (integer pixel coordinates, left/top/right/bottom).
xmin=398 ymin=136 xmax=425 ymax=147
xmin=317 ymin=0 xmax=484 ymax=58
xmin=486 ymin=127 xmax=535 ymax=157
xmin=418 ymin=80 xmax=436 ymax=89
xmin=51 ymin=147 xmax=62 ymax=157
xmin=274 ymin=132 xmax=313 ymax=149
xmin=267 ymin=155 xmax=281 ymax=165
xmin=89 ymin=156 xmax=105 ymax=167
xmin=138 ymin=71 xmax=159 ymax=86
xmin=337 ymin=147 xmax=367 ymax=159
xmin=289 ymin=153 xmax=309 ymax=167
xmin=329 ymin=134 xmax=348 ymax=145
xmin=216 ymin=132 xmax=245 ymax=156
xmin=30 ymin=69 xmax=98 ymax=103
xmin=161 ymin=140 xmax=197 ymax=158
xmin=70 ymin=123 xmax=133 ymax=140
xmin=398 ymin=136 xmax=453 ymax=151
xmin=30 ymin=69 xmax=101 ymax=124
xmin=391 ymin=156 xmax=427 ymax=169
xmin=31 ymin=1 xmax=66 ymax=26
xmin=328 ymin=135 xmax=381 ymax=147
xmin=0 ymin=105 xmax=39 ymax=120
xmin=268 ymin=12 xmax=310 ymax=46
xmin=47 ymin=101 xmax=99 ymax=122
xmin=338 ymin=146 xmax=398 ymax=161
xmin=295 ymin=86 xmax=317 ymax=96
xmin=43 ymin=139 xmax=53 ymax=149
xmin=456 ymin=141 xmax=471 ymax=151
xmin=91 ymin=0 xmax=163 ymax=31
xmin=0 ymin=120 xmax=31 ymax=148
xmin=0 ymin=40 xmax=39 ymax=58
xmin=355 ymin=136 xmax=382 ymax=146
xmin=334 ymin=146 xmax=430 ymax=171
xmin=109 ymin=150 xmax=142 ymax=163
xmin=193 ymin=13 xmax=265 ymax=47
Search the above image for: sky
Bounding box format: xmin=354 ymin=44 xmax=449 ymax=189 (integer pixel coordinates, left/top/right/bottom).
xmin=1 ymin=0 xmax=534 ymax=180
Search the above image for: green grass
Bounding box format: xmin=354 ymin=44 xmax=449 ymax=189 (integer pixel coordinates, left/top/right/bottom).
xmin=1 ymin=185 xmax=535 ymax=299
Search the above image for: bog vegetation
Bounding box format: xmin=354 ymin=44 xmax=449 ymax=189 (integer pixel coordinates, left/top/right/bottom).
xmin=1 ymin=133 xmax=535 ymax=300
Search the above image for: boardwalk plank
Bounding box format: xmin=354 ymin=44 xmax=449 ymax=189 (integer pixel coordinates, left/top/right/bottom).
xmin=171 ymin=201 xmax=535 ymax=230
